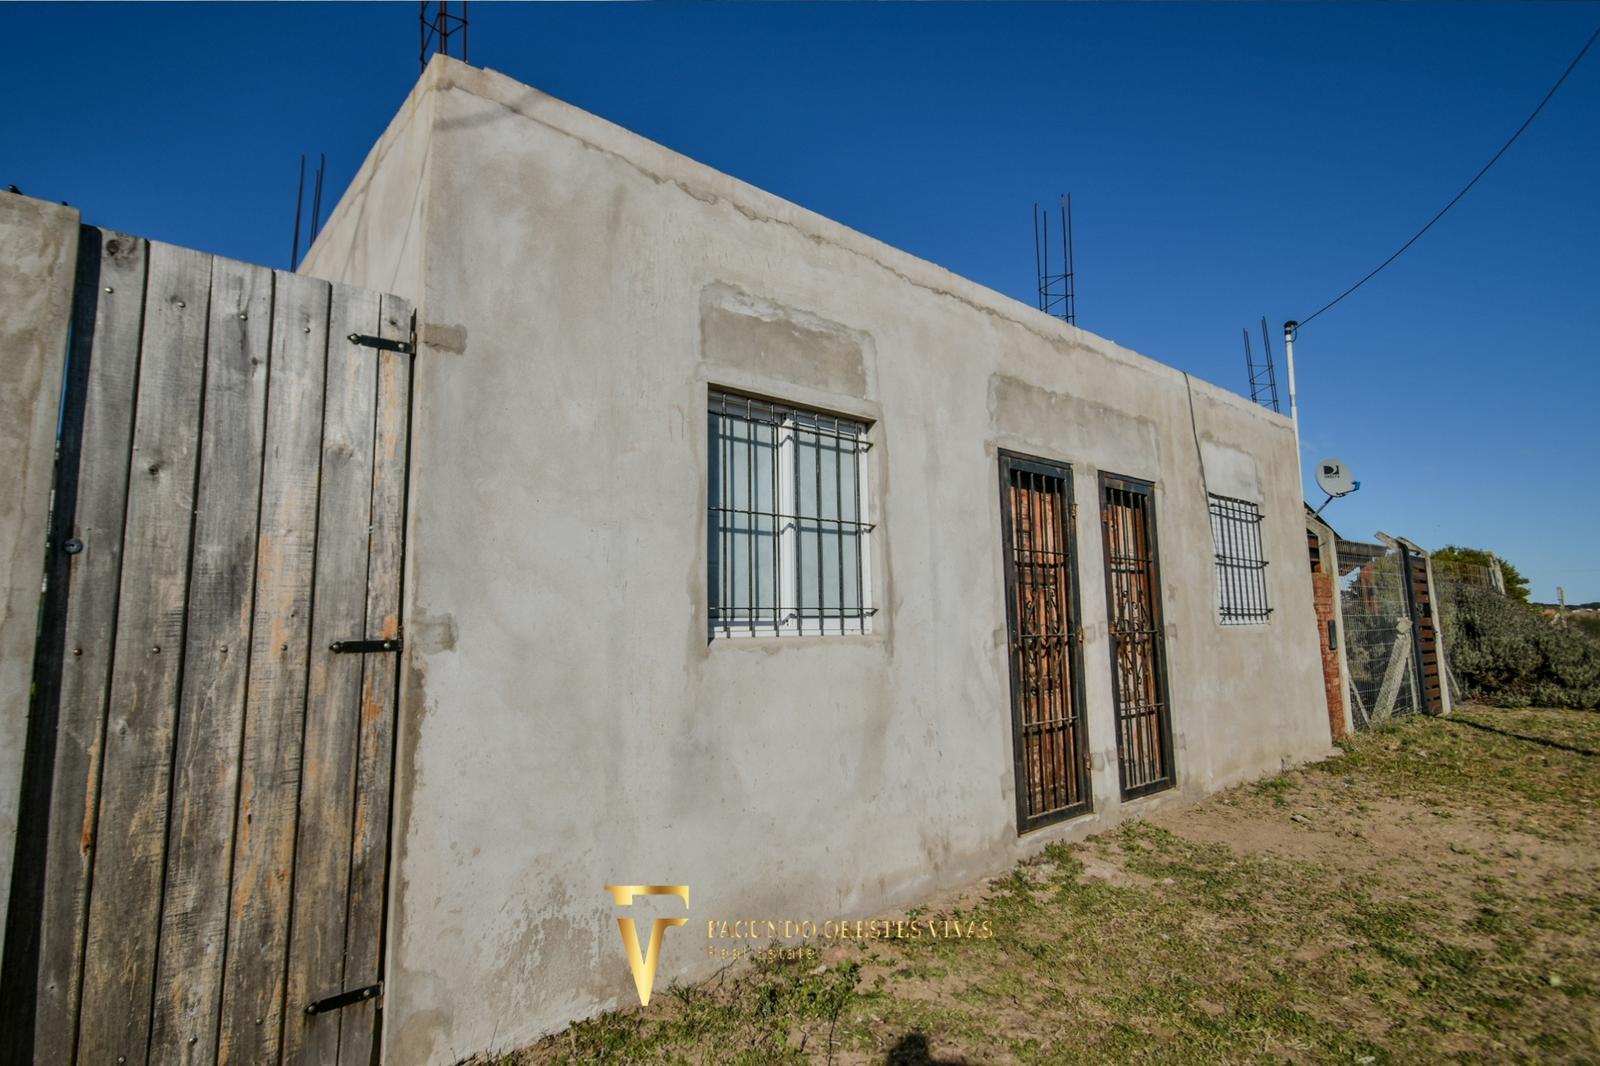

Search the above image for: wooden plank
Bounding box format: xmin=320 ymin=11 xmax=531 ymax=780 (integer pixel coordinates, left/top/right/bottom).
xmin=25 ymin=229 xmax=147 ymax=1064
xmin=337 ymin=296 xmax=411 ymax=1065
xmin=280 ymin=285 xmax=383 ymax=1063
xmin=76 ymin=241 xmax=213 ymax=1065
xmin=216 ymin=273 xmax=331 ymax=1066
xmin=147 ymin=259 xmax=274 ymax=1065
xmin=0 ymin=198 xmax=77 ymax=995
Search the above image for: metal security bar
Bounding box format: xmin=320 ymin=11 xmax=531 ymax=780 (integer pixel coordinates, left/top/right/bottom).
xmin=1100 ymin=475 xmax=1175 ymax=798
xmin=1208 ymin=494 xmax=1272 ymax=625
xmin=707 ymin=390 xmax=875 ymax=639
xmin=999 ymin=454 xmax=1091 ymax=830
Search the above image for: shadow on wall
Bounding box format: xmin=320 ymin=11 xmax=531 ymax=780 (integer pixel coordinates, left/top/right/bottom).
xmin=886 ymin=1031 xmax=967 ymax=1065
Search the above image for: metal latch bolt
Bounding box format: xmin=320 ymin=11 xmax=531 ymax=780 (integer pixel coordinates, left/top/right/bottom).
xmin=347 ymin=332 xmax=411 ymax=354
xmin=330 ymin=638 xmax=402 ymax=653
xmin=305 ymin=982 xmax=382 ymax=1015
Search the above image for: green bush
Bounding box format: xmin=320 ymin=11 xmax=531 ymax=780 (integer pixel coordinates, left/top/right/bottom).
xmin=1572 ymin=613 xmax=1600 ymax=644
xmin=1438 ymin=584 xmax=1600 ymax=710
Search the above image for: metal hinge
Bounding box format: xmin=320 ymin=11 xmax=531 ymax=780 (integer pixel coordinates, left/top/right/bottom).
xmin=330 ymin=638 xmax=402 ymax=653
xmin=347 ymin=332 xmax=412 ymax=354
xmin=305 ymin=982 xmax=382 ymax=1016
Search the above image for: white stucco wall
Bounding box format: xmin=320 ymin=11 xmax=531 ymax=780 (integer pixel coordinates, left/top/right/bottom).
xmin=304 ymin=57 xmax=1331 ymax=1066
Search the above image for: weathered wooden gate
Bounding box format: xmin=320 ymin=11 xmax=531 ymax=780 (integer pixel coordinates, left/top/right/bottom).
xmin=1 ymin=227 xmax=412 ymax=1065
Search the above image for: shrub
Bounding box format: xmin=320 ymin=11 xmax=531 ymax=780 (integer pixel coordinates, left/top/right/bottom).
xmin=1437 ymin=583 xmax=1600 ymax=710
xmin=1571 ymin=613 xmax=1600 ymax=644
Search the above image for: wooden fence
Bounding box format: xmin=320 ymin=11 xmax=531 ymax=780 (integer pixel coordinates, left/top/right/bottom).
xmin=1 ymin=222 xmax=413 ymax=1066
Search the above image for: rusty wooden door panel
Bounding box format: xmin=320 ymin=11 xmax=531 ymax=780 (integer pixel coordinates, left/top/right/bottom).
xmin=998 ymin=453 xmax=1091 ymax=832
xmin=1403 ymin=549 xmax=1443 ymax=716
xmin=1100 ymin=474 xmax=1175 ymax=798
xmin=0 ymin=228 xmax=412 ymax=1066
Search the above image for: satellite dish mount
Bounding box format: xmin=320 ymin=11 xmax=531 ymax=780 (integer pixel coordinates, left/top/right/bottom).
xmin=1313 ymin=458 xmax=1359 ymax=515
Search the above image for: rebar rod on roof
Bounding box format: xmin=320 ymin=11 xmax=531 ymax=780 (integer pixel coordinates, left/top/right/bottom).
xmin=419 ymin=1 xmax=469 ymax=72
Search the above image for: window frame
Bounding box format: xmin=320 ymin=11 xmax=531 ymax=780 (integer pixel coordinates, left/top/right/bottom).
xmin=1208 ymin=493 xmax=1272 ymax=626
xmin=706 ymin=389 xmax=875 ymax=640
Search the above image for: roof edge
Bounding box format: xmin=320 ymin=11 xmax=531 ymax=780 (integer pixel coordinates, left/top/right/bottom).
xmin=421 ymin=55 xmax=1294 ymax=434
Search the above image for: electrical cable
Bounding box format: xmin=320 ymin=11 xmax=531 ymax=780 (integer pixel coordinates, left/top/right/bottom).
xmin=1298 ymin=22 xmax=1600 ymax=330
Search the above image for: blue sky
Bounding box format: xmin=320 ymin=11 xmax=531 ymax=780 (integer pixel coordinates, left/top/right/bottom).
xmin=6 ymin=3 xmax=1598 ymax=600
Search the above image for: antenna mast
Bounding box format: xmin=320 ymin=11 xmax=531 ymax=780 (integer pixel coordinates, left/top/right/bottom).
xmin=420 ymin=1 xmax=469 ymax=72
xmin=1033 ymin=193 xmax=1076 ymax=326
xmin=1243 ymin=315 xmax=1280 ymax=412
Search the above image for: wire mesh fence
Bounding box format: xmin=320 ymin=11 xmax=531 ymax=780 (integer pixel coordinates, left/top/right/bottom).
xmin=1431 ymin=558 xmax=1501 ymax=592
xmin=1338 ymin=543 xmax=1421 ymax=728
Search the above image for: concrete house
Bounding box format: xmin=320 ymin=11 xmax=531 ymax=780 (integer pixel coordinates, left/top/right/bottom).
xmin=0 ymin=54 xmax=1333 ymax=1066
xmin=290 ymin=55 xmax=1332 ymax=1062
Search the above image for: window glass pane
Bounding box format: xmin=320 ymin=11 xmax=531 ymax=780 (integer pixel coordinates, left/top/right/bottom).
xmin=793 ymin=423 xmax=822 ymax=629
xmin=709 ymin=406 xmax=778 ymax=634
xmin=793 ymin=417 xmax=862 ymax=631
xmin=841 ymin=438 xmax=862 ymax=617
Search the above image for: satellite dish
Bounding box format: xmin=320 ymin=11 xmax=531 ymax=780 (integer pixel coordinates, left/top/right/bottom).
xmin=1315 ymin=458 xmax=1357 ymax=497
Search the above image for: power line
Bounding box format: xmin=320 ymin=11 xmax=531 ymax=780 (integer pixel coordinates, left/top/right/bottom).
xmin=1298 ymin=22 xmax=1600 ymax=330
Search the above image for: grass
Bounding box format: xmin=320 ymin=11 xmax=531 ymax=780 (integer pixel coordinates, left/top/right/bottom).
xmin=480 ymin=706 xmax=1600 ymax=1065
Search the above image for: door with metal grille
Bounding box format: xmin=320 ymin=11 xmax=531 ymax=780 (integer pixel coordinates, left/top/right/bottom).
xmin=1099 ymin=475 xmax=1175 ymax=798
xmin=1 ymin=227 xmax=411 ymax=1066
xmin=998 ymin=453 xmax=1091 ymax=831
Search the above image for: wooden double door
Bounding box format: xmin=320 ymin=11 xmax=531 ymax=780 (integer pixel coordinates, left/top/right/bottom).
xmin=2 ymin=228 xmax=412 ymax=1065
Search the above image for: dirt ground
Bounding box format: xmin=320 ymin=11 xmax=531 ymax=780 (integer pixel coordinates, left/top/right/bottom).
xmin=486 ymin=706 xmax=1600 ymax=1065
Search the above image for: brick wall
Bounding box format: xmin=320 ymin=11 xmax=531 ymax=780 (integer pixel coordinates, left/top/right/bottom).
xmin=1308 ymin=532 xmax=1345 ymax=741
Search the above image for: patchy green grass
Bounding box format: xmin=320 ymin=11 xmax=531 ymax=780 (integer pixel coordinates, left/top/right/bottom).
xmin=486 ymin=707 xmax=1600 ymax=1065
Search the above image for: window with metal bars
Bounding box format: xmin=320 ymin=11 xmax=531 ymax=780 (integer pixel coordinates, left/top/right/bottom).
xmin=707 ymin=390 xmax=874 ymax=638
xmin=1208 ymin=494 xmax=1272 ymax=625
